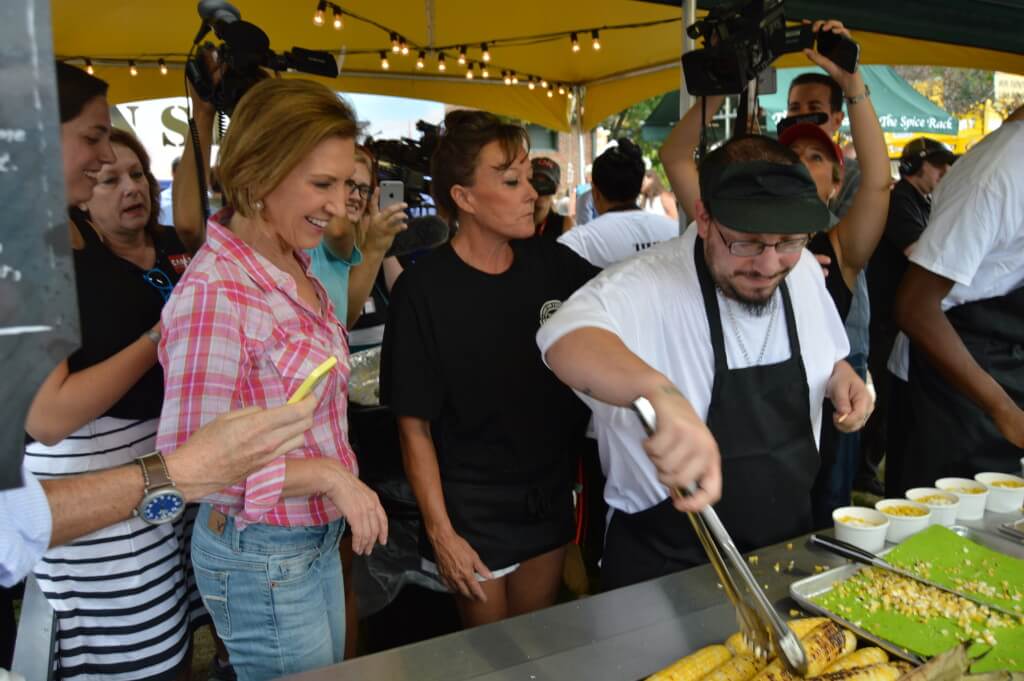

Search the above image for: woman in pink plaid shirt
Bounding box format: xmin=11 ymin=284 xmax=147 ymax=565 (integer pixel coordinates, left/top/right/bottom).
xmin=156 ymin=78 xmax=387 ymax=681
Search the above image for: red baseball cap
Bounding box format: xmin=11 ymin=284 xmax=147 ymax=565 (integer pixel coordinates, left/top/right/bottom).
xmin=779 ymin=123 xmax=845 ymax=170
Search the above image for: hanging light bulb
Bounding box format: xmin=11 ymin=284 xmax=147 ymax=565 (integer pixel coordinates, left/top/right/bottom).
xmin=158 ymin=58 xmax=168 ymax=75
xmin=390 ymin=33 xmax=400 ymax=53
xmin=129 ymin=60 xmax=138 ymax=77
xmin=592 ymin=30 xmax=601 ymax=50
xmin=557 ymin=83 xmax=566 ymax=95
xmin=503 ymin=70 xmax=511 ymax=86
xmin=437 ymin=52 xmax=447 ymax=72
xmin=313 ymin=0 xmax=326 ymax=26
xmin=481 ymin=64 xmax=489 ymax=79
xmin=511 ymin=71 xmax=518 ymax=85
xmin=457 ymin=46 xmax=467 ymax=65
xmin=527 ymin=76 xmax=536 ymax=90
xmin=84 ymin=58 xmax=94 ymax=75
xmin=465 ymin=62 xmax=474 ymax=79
xmin=380 ymin=51 xmax=390 ymax=70
xmin=547 ymin=86 xmax=554 ymax=98
xmin=416 ymin=51 xmax=426 ymax=69
xmin=399 ymin=37 xmax=409 ymax=55
xmin=540 ymin=78 xmax=548 ymax=89
xmin=481 ymin=43 xmax=491 ymax=62
xmin=332 ymin=7 xmax=343 ymax=29
xmin=570 ymin=32 xmax=580 ymax=53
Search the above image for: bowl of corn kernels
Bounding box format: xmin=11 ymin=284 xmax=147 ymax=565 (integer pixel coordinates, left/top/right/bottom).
xmin=905 ymin=487 xmax=960 ymax=526
xmin=936 ymin=477 xmax=989 ymax=520
xmin=832 ymin=506 xmax=889 ymax=552
xmin=975 ymin=472 xmax=1024 ymax=513
xmin=875 ymin=499 xmax=931 ymax=543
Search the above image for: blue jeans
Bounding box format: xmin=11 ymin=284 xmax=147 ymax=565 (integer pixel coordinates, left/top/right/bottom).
xmin=191 ymin=504 xmax=345 ymax=681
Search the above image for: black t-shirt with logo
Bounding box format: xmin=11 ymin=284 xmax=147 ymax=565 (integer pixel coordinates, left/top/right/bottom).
xmin=381 ymin=238 xmax=598 ymax=485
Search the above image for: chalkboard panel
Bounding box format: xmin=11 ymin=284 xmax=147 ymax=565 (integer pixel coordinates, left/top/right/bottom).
xmin=0 ymin=0 xmax=80 ymax=490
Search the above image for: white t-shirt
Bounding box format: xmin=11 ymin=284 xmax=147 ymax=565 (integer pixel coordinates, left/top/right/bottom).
xmin=888 ymin=120 xmax=1024 ymax=380
xmin=536 ymin=229 xmax=850 ymax=514
xmin=558 ymin=209 xmax=679 ymax=268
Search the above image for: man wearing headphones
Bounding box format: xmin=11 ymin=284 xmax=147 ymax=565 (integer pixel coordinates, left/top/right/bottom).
xmin=863 ymin=137 xmax=955 ymax=492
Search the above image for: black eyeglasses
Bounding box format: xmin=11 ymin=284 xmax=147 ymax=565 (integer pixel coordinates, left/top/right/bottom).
xmin=715 ymin=225 xmax=809 ymax=257
xmin=143 ymin=267 xmax=174 ymax=303
xmin=345 ymin=179 xmax=372 ymax=199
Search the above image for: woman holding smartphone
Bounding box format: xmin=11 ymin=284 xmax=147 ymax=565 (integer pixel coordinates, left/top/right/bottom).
xmin=381 ymin=110 xmax=598 ymax=628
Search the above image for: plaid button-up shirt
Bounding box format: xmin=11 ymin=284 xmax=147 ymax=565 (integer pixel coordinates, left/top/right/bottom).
xmin=156 ymin=211 xmax=355 ymax=528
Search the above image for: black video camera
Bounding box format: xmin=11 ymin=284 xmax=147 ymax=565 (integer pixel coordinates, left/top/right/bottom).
xmin=681 ymin=0 xmax=812 ymax=96
xmin=185 ymin=1 xmax=339 ymax=116
xmin=364 ymin=121 xmax=442 ymax=208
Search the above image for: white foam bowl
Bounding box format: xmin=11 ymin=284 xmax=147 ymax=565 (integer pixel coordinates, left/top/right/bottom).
xmin=975 ymin=472 xmax=1024 ymax=514
xmin=833 ymin=506 xmax=889 ymax=553
xmin=905 ymin=487 xmax=960 ymax=526
xmin=875 ymin=499 xmax=931 ymax=543
xmin=936 ymin=477 xmax=989 ymax=520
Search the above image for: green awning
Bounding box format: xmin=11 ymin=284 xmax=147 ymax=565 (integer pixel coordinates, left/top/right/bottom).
xmin=642 ymin=65 xmax=957 ymax=141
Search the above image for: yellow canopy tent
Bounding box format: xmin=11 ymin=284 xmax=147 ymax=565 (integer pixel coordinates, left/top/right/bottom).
xmin=52 ymin=0 xmax=1024 ymax=133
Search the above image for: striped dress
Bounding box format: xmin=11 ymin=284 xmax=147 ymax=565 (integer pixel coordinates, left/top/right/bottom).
xmin=22 ymin=217 xmax=206 ymax=680
xmin=26 ymin=418 xmax=200 ymax=680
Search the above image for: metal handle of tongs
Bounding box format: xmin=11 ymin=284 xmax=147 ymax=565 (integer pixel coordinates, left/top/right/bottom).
xmin=632 ymin=398 xmax=808 ymax=676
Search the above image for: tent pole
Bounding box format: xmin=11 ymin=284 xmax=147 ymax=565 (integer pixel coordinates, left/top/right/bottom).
xmin=679 ymin=0 xmax=696 ymax=119
xmin=572 ymin=85 xmax=586 ymax=194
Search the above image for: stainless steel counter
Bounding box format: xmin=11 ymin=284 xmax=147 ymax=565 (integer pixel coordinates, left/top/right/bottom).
xmin=281 ymin=511 xmax=1023 ymax=681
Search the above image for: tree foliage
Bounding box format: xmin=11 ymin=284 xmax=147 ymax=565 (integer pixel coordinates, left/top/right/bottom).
xmin=893 ymin=66 xmax=995 ymax=116
xmin=600 ymin=94 xmax=665 ymax=171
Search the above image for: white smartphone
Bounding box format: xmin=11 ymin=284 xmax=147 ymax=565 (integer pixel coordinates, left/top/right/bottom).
xmin=379 ymin=180 xmax=404 ymax=211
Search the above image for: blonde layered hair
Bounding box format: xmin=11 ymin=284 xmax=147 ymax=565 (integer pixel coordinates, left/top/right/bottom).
xmin=216 ymin=78 xmax=358 ymax=217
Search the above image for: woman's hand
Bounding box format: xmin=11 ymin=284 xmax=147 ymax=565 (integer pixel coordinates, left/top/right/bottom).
xmin=427 ymin=526 xmax=493 ymax=601
xmin=359 ymin=187 xmax=408 ymax=255
xmin=802 ymin=20 xmax=864 ymax=97
xmin=323 ymin=467 xmax=389 ymax=555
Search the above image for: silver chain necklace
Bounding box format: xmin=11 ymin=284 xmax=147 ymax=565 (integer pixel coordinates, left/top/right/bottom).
xmin=720 ymin=291 xmax=779 ymax=365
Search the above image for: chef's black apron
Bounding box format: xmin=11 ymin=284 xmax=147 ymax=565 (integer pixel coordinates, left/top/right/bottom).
xmin=602 ymin=239 xmax=821 ymax=591
xmin=892 ymin=286 xmax=1024 ymax=490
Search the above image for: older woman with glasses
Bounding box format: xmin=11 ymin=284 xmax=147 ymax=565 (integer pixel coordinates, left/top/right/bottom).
xmin=23 ymin=65 xmax=199 ymax=679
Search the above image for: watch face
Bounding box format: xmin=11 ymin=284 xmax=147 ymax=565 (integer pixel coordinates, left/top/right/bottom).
xmin=142 ymin=491 xmax=185 ymax=524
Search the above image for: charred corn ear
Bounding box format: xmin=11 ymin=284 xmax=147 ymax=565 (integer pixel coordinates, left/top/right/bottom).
xmin=749 ymin=658 xmax=799 ymax=681
xmin=701 ymin=655 xmax=767 ymax=681
xmin=798 ymin=622 xmax=856 ymax=677
xmin=648 ymin=644 xmax=733 ymax=681
xmin=787 ymin=618 xmax=830 ymax=639
xmin=726 ymin=632 xmax=751 ymax=657
xmin=821 ymin=648 xmax=889 ymax=675
xmin=814 ymin=663 xmax=910 ymax=681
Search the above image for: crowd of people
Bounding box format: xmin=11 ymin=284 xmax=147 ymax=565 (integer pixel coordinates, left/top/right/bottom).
xmin=3 ymin=17 xmax=1023 ymax=681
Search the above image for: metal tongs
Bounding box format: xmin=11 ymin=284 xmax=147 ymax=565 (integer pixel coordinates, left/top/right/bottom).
xmin=632 ymin=398 xmax=808 ymax=675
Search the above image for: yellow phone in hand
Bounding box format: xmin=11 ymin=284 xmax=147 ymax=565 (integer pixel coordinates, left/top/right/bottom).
xmin=287 ymin=356 xmax=338 ymax=404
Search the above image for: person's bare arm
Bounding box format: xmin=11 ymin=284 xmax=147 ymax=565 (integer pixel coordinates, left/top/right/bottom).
xmin=895 ymin=264 xmax=1024 ymax=446
xmin=41 ymin=399 xmax=316 ymax=547
xmin=346 ymin=192 xmax=408 ymax=327
xmin=398 ymin=416 xmax=492 ymax=600
xmin=25 ymin=330 xmax=160 ymax=445
xmin=659 ymin=95 xmax=725 ymax=223
xmin=172 ymin=73 xmax=217 ymax=252
xmin=544 ymin=327 xmax=721 ymax=511
xmin=806 ymin=21 xmax=890 ymax=287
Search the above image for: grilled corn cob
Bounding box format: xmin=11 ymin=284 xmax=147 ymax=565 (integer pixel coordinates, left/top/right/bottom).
xmin=725 ymin=618 xmax=829 ymax=656
xmin=647 ymin=644 xmax=733 ymax=681
xmin=815 ymin=662 xmax=911 ymax=681
xmin=821 ymin=648 xmax=889 ymax=675
xmin=700 ymin=654 xmax=767 ymax=681
xmin=750 ymin=621 xmax=855 ymax=681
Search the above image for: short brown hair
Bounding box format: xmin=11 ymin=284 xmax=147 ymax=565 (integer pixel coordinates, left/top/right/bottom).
xmin=354 ymin=145 xmax=378 ymax=196
xmin=430 ymin=110 xmax=530 ymax=224
xmin=216 ymin=78 xmax=358 ymax=217
xmin=106 ymin=128 xmax=162 ymax=237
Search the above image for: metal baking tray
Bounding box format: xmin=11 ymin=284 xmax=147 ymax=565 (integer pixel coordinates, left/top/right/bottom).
xmin=998 ymin=518 xmax=1024 ymax=543
xmin=789 ymin=526 xmax=1024 ymax=665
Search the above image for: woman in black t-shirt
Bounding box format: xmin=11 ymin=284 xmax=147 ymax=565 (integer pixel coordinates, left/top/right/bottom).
xmin=382 ymin=110 xmax=597 ymax=628
xmin=24 ymin=122 xmax=199 ymax=679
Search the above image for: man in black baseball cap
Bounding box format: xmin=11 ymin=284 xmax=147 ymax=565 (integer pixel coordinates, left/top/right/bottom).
xmin=530 ymin=157 xmax=571 ymax=240
xmin=538 ymin=135 xmax=871 ymax=588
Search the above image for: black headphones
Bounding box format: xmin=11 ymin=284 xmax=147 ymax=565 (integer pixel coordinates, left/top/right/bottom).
xmin=899 ymin=138 xmax=946 ymax=176
xmin=898 ymin=148 xmax=928 ymax=176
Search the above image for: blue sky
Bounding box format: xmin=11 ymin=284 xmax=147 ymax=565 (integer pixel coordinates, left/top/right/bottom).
xmin=345 ymin=94 xmax=446 ymax=140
